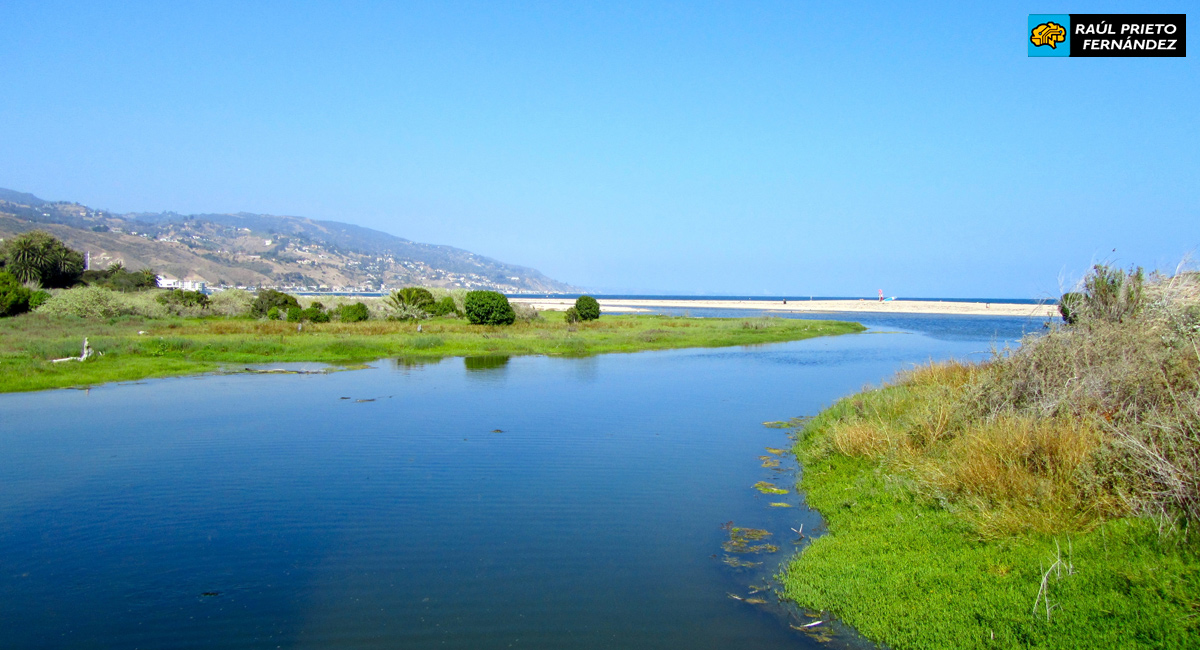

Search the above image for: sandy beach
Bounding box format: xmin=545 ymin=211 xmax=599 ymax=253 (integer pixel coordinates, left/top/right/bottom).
xmin=511 ymin=297 xmax=1059 ymax=318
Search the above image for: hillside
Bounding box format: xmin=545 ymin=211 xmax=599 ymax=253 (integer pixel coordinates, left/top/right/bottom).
xmin=0 ymin=188 xmax=575 ymax=292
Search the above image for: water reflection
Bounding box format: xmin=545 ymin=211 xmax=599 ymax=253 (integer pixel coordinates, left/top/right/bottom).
xmin=463 ymin=355 xmax=510 ymax=372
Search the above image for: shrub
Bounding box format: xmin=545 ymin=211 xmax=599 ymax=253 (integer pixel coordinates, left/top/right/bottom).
xmin=301 ymin=306 xmax=329 ymax=323
xmin=81 ymin=263 xmax=158 ymax=292
xmin=250 ymin=289 xmax=300 ymax=318
xmin=463 ymin=290 xmax=515 ymax=325
xmin=286 ymin=306 xmax=303 ymax=322
xmin=428 ymin=296 xmax=459 ymax=317
xmin=387 ymin=287 xmax=434 ymax=311
xmin=266 ymin=306 xmax=281 ymax=320
xmin=0 ymin=271 xmax=33 ymax=317
xmin=1058 ymin=291 xmax=1083 ymax=324
xmin=155 ymin=289 xmax=211 ymax=317
xmin=0 ymin=230 xmax=85 ymax=288
xmin=209 ymin=289 xmax=254 ymax=317
xmin=157 ymin=290 xmax=210 ymax=309
xmin=1063 ymin=265 xmax=1146 ymax=325
xmin=388 ymin=302 xmax=431 ymax=321
xmin=35 ymin=285 xmax=168 ymax=319
xmin=28 ymin=290 xmax=51 ymax=310
xmin=575 ymin=295 xmax=600 ymax=321
xmin=338 ymin=302 xmax=370 ymax=322
xmin=564 ymin=307 xmax=580 ymax=324
xmin=512 ymin=302 xmax=542 ymax=322
xmin=429 ymin=288 xmax=467 ymax=313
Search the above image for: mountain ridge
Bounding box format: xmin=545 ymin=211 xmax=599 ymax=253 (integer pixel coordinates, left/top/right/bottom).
xmin=0 ymin=188 xmax=576 ymax=293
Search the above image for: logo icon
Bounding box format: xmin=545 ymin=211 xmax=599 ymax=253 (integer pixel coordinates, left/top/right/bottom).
xmin=1030 ymin=21 xmax=1066 ymax=48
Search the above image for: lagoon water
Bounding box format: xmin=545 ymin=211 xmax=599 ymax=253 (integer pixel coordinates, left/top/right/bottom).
xmin=0 ymin=313 xmax=1044 ymax=649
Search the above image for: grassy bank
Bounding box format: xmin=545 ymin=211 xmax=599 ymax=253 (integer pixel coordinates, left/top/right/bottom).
xmin=780 ymin=268 xmax=1200 ymax=648
xmin=0 ymin=313 xmax=864 ymax=392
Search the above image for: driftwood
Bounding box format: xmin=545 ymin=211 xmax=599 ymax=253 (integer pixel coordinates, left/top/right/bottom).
xmin=241 ymin=368 xmax=326 ymax=375
xmin=52 ymin=338 xmax=96 ymax=363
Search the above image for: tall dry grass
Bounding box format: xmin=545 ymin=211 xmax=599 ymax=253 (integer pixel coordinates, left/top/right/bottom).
xmin=819 ymin=267 xmax=1200 ymax=537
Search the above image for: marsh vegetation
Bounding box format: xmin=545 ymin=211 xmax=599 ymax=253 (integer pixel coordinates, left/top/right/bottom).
xmin=782 ymin=267 xmax=1200 ymax=648
xmin=0 ymin=311 xmax=863 ymax=392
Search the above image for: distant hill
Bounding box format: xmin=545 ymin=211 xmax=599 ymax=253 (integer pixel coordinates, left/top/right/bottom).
xmin=0 ymin=189 xmax=576 ymax=292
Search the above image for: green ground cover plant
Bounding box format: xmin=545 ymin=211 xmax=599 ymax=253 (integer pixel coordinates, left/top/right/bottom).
xmin=781 ymin=267 xmax=1200 ymax=649
xmin=0 ymin=312 xmax=863 ymax=392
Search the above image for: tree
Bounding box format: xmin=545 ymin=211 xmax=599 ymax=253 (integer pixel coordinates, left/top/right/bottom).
xmin=249 ymin=289 xmax=300 ymax=317
xmin=463 ymin=290 xmax=515 ymax=325
xmin=574 ymin=295 xmax=600 ymax=321
xmin=0 ymin=271 xmax=33 ymax=317
xmin=0 ymin=230 xmax=84 ymax=288
xmin=386 ymin=287 xmax=434 ymax=311
xmin=83 ymin=263 xmax=159 ymax=292
xmin=338 ymin=302 xmax=370 ymax=322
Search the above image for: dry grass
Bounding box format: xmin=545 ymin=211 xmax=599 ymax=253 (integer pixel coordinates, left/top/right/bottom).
xmin=813 ymin=267 xmax=1200 ymax=538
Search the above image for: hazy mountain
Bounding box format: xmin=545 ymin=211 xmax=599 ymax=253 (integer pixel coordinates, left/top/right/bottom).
xmin=0 ymin=189 xmax=576 ymax=292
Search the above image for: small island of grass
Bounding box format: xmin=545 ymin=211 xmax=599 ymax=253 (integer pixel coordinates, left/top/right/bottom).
xmin=0 ymin=311 xmax=864 ymax=393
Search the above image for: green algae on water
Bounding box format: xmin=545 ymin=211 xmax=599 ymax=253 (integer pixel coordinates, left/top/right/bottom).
xmin=723 ymin=527 xmax=779 ymax=554
xmin=753 ymin=481 xmax=789 ymax=495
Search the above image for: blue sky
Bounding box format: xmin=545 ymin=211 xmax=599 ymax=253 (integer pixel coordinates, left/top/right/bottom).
xmin=1 ymin=1 xmax=1196 ymax=297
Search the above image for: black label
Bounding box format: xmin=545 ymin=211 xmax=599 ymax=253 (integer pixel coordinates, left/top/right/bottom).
xmin=1070 ymin=14 xmax=1186 ymax=57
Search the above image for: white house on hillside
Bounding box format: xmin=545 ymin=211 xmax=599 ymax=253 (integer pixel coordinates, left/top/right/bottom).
xmin=157 ymin=274 xmax=208 ymax=292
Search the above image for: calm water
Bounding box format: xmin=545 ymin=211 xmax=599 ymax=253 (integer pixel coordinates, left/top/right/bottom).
xmin=0 ymin=314 xmax=1042 ymax=649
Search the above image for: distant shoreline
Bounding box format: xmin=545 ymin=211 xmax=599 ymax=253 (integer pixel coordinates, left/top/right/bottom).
xmin=511 ymin=297 xmax=1059 ymax=318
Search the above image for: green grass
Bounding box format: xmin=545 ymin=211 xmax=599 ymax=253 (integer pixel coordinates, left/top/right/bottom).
xmin=0 ymin=312 xmax=864 ymax=392
xmin=780 ymin=383 xmax=1200 ymax=650
xmin=780 ymin=269 xmax=1200 ymax=648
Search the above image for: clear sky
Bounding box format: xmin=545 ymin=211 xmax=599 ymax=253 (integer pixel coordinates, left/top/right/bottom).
xmin=1 ymin=1 xmax=1196 ymax=297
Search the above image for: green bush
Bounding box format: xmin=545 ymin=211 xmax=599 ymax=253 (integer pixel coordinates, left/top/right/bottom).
xmin=250 ymin=289 xmax=300 ymax=317
xmin=463 ymin=290 xmax=515 ymax=325
xmin=81 ymin=263 xmax=158 ymax=292
xmin=1059 ymin=291 xmax=1083 ymax=324
xmin=1062 ymin=265 xmax=1146 ymax=326
xmin=157 ymin=290 xmax=210 ymax=309
xmin=428 ymin=296 xmax=459 ymax=317
xmin=338 ymin=302 xmax=370 ymax=322
xmin=0 ymin=230 xmax=85 ymax=288
xmin=282 ymin=303 xmax=331 ymax=323
xmin=429 ymin=288 xmax=467 ymax=314
xmin=575 ymin=295 xmax=600 ymax=321
xmin=0 ymin=271 xmax=33 ymax=317
xmin=35 ymin=285 xmax=168 ymax=319
xmin=301 ymin=306 xmax=329 ymax=323
xmin=266 ymin=306 xmax=281 ymax=320
xmin=564 ymin=307 xmax=580 ymax=324
xmin=28 ymin=289 xmax=51 ymax=310
xmin=1081 ymin=264 xmax=1145 ymax=323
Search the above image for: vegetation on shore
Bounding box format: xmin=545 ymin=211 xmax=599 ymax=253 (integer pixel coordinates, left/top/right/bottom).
xmin=781 ymin=266 xmax=1200 ymax=649
xmin=0 ymin=312 xmax=863 ymax=393
xmin=0 ymin=236 xmax=865 ymax=392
